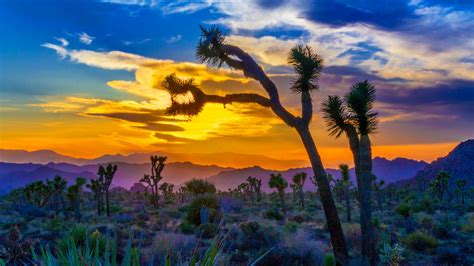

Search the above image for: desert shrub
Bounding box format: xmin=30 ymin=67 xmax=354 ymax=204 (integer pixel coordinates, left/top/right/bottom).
xmin=461 ymin=215 xmax=474 ymax=233
xmin=219 ymin=196 xmax=242 ymax=213
xmin=195 ymin=223 xmax=218 ymax=239
xmin=342 ymin=223 xmax=361 ymax=253
xmin=283 ymin=222 xmax=299 ymax=233
xmin=434 ymin=246 xmax=465 ymax=265
xmin=46 ymin=217 xmax=64 ymax=232
xmin=185 ymin=195 xmax=219 ymax=226
xmin=264 ymin=208 xmax=284 ymax=221
xmin=379 ymin=243 xmax=405 ymax=265
xmin=114 ymin=213 xmax=133 ymax=223
xmin=235 ymin=222 xmax=278 ymax=252
xmin=179 ymin=221 xmax=195 ymax=235
xmin=434 ymin=213 xmax=458 ymax=239
xmin=258 ymin=230 xmax=326 ymax=265
xmin=396 ymin=204 xmax=410 ymax=218
xmin=57 ymin=227 xmax=107 ymax=256
xmin=153 ymin=232 xmax=197 ymax=263
xmin=402 ymin=231 xmax=438 ymax=253
xmin=289 ymin=214 xmax=305 ymax=223
xmin=323 ymin=253 xmax=336 ymax=266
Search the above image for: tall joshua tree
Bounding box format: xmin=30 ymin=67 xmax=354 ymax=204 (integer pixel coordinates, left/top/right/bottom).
xmin=321 ymin=81 xmax=378 ymax=265
xmin=339 ymin=164 xmax=352 ymax=222
xmin=269 ymin=173 xmax=288 ymax=213
xmin=98 ymin=164 xmax=117 ymax=217
xmin=430 ymin=171 xmax=450 ymax=203
xmin=52 ymin=175 xmax=67 ymax=215
xmin=246 ymin=176 xmax=257 ymax=204
xmin=292 ymin=172 xmax=307 ymax=209
xmin=87 ymin=179 xmax=103 ymax=216
xmin=140 ymin=156 xmax=167 ymax=208
xmin=456 ymin=179 xmax=467 ymax=205
xmin=162 ymin=26 xmax=348 ymax=263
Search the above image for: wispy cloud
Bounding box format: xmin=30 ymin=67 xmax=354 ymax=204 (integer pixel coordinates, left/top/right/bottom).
xmin=78 ymin=32 xmax=95 ymax=45
xmin=165 ymin=34 xmax=182 ymax=44
xmin=123 ymin=38 xmax=151 ymax=46
xmin=55 ymin=37 xmax=69 ymax=47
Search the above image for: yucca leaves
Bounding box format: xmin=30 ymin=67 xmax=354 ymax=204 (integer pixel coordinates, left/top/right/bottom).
xmin=321 ymin=80 xmax=378 ymax=136
xmin=288 ymin=45 xmax=323 ymax=93
xmin=196 ymin=25 xmax=227 ymax=67
xmin=321 ymin=95 xmax=348 ymax=138
xmin=345 ymin=80 xmax=378 ymax=135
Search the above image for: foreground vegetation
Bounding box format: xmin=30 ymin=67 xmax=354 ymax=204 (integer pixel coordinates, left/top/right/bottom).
xmin=1 ymin=162 xmax=473 ymax=265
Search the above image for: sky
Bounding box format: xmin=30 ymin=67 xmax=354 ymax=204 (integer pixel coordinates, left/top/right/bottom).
xmin=0 ymin=0 xmax=473 ymax=169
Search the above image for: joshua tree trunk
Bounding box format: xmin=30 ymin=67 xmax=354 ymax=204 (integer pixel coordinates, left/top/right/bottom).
xmin=278 ymin=190 xmax=286 ymax=213
xmin=300 ymin=188 xmax=305 ymax=209
xmin=298 ymin=126 xmax=348 ymax=265
xmin=344 ymin=185 xmax=351 ymax=222
xmin=105 ymin=190 xmax=111 ymax=217
xmin=359 ymin=135 xmax=377 ymax=266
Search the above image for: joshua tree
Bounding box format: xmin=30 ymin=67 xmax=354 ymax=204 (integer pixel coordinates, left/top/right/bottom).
xmin=339 ymin=164 xmax=352 ymax=222
xmin=373 ymin=177 xmax=385 ymax=211
xmin=430 ymin=171 xmax=450 ymax=203
xmin=455 ymin=179 xmax=467 ymax=205
xmin=22 ymin=180 xmax=54 ymax=207
xmin=184 ymin=178 xmax=216 ymax=195
xmin=140 ymin=155 xmax=167 ymax=208
xmin=66 ymin=177 xmax=86 ymax=221
xmin=321 ymin=81 xmax=379 ymax=265
xmin=237 ymin=182 xmax=251 ymax=201
xmin=292 ymin=172 xmax=307 ymax=209
xmin=98 ymin=164 xmax=117 ymax=217
xmin=51 ymin=175 xmax=67 ymax=215
xmin=269 ymin=173 xmax=288 ymax=213
xmin=162 ymin=26 xmax=348 ymax=263
xmin=87 ymin=179 xmax=103 ymax=216
xmin=246 ymin=176 xmax=257 ymax=203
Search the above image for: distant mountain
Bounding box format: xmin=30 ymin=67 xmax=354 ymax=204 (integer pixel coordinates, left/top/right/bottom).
xmin=0 ymin=161 xmax=231 ymax=194
xmin=0 ymin=162 xmax=96 ymax=194
xmin=0 ymin=154 xmax=429 ymax=194
xmin=207 ymin=157 xmax=427 ymax=191
xmin=398 ymin=139 xmax=474 ymax=187
xmin=0 ymin=149 xmax=307 ymax=169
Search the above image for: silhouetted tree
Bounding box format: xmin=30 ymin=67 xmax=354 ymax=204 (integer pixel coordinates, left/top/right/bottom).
xmin=430 ymin=171 xmax=450 ymax=203
xmin=339 ymin=164 xmax=352 ymax=222
xmin=98 ymin=164 xmax=117 ymax=217
xmin=66 ymin=177 xmax=86 ymax=221
xmin=269 ymin=173 xmax=288 ymax=213
xmin=292 ymin=172 xmax=307 ymax=209
xmin=322 ymin=81 xmax=379 ymax=265
xmin=86 ymin=179 xmax=103 ymax=216
xmin=455 ymin=179 xmax=467 ymax=205
xmin=159 ymin=182 xmax=174 ymax=202
xmin=140 ymin=156 xmax=167 ymax=208
xmin=51 ymin=175 xmax=67 ymax=215
xmin=162 ymin=26 xmax=348 ymax=263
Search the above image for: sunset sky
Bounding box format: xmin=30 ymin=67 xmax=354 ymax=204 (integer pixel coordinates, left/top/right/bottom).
xmin=1 ymin=0 xmax=473 ymax=169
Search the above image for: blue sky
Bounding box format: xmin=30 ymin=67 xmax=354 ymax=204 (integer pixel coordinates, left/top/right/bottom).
xmin=0 ymin=0 xmax=473 ymax=167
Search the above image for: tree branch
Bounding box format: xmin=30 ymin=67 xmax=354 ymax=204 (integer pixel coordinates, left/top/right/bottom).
xmin=221 ymin=44 xmax=299 ymax=127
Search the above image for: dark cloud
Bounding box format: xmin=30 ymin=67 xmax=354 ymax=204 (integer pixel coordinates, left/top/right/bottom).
xmin=378 ymin=79 xmax=474 ymax=107
xmin=323 ymin=65 xmax=407 ymax=83
xmin=135 ymin=123 xmax=185 ymax=132
xmin=154 ymin=133 xmax=191 ymax=142
xmin=303 ymin=0 xmax=417 ymax=30
xmin=86 ymin=112 xmax=186 ymax=132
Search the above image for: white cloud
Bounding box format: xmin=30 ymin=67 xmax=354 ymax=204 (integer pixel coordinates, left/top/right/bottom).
xmin=165 ymin=35 xmax=182 ymax=44
xmin=78 ymin=32 xmax=95 ymax=45
xmin=41 ymin=43 xmax=68 ymax=59
xmin=55 ymin=37 xmax=69 ymax=47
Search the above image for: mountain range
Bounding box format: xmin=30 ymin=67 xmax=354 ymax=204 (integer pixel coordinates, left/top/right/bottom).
xmin=1 ymin=139 xmax=472 ymax=194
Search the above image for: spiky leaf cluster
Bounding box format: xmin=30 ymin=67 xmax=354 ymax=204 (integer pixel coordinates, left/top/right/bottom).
xmin=321 ymin=95 xmax=348 ymax=138
xmin=196 ymin=25 xmax=227 ymax=67
xmin=345 ymin=80 xmax=378 ymax=135
xmin=162 ymin=74 xmax=206 ymax=116
xmin=321 ymin=80 xmax=378 ymax=137
xmin=288 ymin=45 xmax=323 ymax=93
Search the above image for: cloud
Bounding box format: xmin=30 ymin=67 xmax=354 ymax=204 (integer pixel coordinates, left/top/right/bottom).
xmin=78 ymin=32 xmax=95 ymax=45
xmin=165 ymin=34 xmax=182 ymax=44
xmin=55 ymin=37 xmax=69 ymax=47
xmin=123 ymin=38 xmax=151 ymax=46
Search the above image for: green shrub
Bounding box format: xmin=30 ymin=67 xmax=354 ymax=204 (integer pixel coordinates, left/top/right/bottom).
xmin=186 ymin=195 xmax=219 ymax=226
xmin=195 ymin=223 xmax=218 ymax=239
xmin=402 ymin=231 xmax=438 ymax=253
xmin=264 ymin=209 xmax=284 ymax=221
xmin=396 ymin=204 xmax=411 ymax=218
xmin=179 ymin=221 xmax=195 ymax=235
xmin=323 ymin=253 xmax=335 ymax=266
